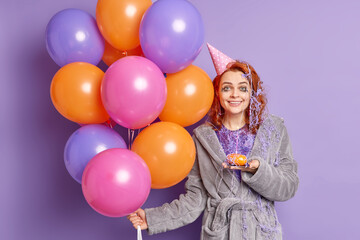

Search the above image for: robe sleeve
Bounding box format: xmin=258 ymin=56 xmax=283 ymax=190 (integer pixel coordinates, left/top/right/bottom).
xmin=241 ymin=122 xmax=299 ymax=202
xmin=144 ymin=136 xmax=208 ymax=235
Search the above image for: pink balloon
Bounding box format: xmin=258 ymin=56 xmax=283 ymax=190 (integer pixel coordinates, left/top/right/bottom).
xmin=82 ymin=148 xmax=151 ymax=217
xmin=101 ymin=56 xmax=167 ymax=129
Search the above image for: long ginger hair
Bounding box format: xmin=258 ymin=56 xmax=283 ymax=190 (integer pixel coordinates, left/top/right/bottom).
xmin=207 ymin=61 xmax=267 ymax=134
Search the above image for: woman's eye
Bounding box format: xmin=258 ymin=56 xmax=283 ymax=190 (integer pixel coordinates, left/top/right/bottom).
xmin=240 ymin=87 xmax=248 ymax=92
xmin=221 ymin=86 xmax=231 ymax=92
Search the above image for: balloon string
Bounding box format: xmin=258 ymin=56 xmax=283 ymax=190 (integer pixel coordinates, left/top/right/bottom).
xmin=128 ymin=129 xmax=131 ymax=150
xmin=106 ymin=119 xmax=113 ymax=129
xmin=131 ymin=129 xmax=135 ymax=148
xmin=137 ymin=225 xmax=142 ymax=240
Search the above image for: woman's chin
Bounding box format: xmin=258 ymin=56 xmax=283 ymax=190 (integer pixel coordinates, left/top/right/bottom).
xmin=225 ymin=109 xmax=245 ymax=117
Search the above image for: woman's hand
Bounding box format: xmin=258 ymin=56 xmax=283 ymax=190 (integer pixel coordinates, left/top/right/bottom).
xmin=222 ymin=160 xmax=260 ymax=174
xmin=127 ymin=208 xmax=148 ymax=230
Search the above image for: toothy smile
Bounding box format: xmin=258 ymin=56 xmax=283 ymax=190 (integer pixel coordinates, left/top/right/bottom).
xmin=228 ymin=101 xmax=242 ymax=107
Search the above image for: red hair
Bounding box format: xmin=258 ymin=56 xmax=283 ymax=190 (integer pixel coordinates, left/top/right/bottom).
xmin=207 ymin=61 xmax=267 ymax=134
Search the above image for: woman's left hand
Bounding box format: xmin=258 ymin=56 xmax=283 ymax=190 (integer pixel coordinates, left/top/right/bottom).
xmin=222 ymin=160 xmax=260 ymax=174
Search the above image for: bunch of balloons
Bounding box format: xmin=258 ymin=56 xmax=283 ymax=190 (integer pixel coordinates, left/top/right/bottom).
xmin=46 ymin=0 xmax=214 ymax=218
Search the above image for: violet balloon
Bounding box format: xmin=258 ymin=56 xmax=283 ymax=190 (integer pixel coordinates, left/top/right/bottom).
xmin=82 ymin=148 xmax=151 ymax=217
xmin=101 ymin=56 xmax=167 ymax=129
xmin=139 ymin=0 xmax=204 ymax=73
xmin=64 ymin=124 xmax=127 ymax=184
xmin=46 ymin=8 xmax=105 ymax=67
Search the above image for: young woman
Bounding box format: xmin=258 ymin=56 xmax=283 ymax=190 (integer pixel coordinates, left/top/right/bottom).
xmin=128 ymin=46 xmax=299 ymax=240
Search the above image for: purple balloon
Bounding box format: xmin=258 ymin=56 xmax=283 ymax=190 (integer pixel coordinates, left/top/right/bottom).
xmin=139 ymin=0 xmax=204 ymax=73
xmin=46 ymin=8 xmax=105 ymax=67
xmin=64 ymin=124 xmax=127 ymax=184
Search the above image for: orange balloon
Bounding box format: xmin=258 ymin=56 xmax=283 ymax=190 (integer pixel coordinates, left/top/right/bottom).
xmin=159 ymin=65 xmax=214 ymax=127
xmin=50 ymin=62 xmax=109 ymax=124
xmin=96 ymin=0 xmax=152 ymax=50
xmin=131 ymin=122 xmax=196 ymax=189
xmin=102 ymin=41 xmax=144 ymax=66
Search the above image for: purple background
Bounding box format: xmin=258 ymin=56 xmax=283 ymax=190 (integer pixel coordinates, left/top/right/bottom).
xmin=1 ymin=0 xmax=360 ymax=239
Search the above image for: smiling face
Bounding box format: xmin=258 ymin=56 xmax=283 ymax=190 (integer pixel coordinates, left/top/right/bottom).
xmin=218 ymin=70 xmax=251 ymax=119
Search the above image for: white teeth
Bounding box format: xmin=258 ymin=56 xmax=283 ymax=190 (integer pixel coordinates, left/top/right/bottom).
xmin=229 ymin=101 xmax=241 ymax=103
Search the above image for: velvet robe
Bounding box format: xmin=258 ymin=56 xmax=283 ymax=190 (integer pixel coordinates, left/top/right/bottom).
xmin=145 ymin=115 xmax=299 ymax=239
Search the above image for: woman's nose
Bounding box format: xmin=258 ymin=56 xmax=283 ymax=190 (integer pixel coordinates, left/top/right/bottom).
xmin=230 ymin=89 xmax=240 ymax=97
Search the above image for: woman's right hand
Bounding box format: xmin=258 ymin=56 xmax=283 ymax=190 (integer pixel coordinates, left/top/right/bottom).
xmin=222 ymin=160 xmax=259 ymax=174
xmin=127 ymin=208 xmax=148 ymax=230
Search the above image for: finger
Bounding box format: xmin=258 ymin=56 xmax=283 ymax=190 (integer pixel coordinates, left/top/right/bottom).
xmin=129 ymin=217 xmax=142 ymax=222
xmin=249 ymin=163 xmax=257 ymax=169
xmin=132 ymin=220 xmax=143 ymax=227
xmin=133 ymin=221 xmax=143 ymax=228
xmin=132 ymin=219 xmax=143 ymax=225
xmin=129 ymin=214 xmax=139 ymax=218
xmin=229 ymin=166 xmax=245 ymax=170
xmin=232 ymin=166 xmax=254 ymax=173
xmin=135 ymin=224 xmax=146 ymax=230
xmin=129 ymin=215 xmax=139 ymax=220
xmin=241 ymin=168 xmax=252 ymax=173
xmin=243 ymin=167 xmax=256 ymax=173
xmin=129 ymin=216 xmax=141 ymax=222
xmin=249 ymin=160 xmax=260 ymax=168
xmin=127 ymin=213 xmax=136 ymax=220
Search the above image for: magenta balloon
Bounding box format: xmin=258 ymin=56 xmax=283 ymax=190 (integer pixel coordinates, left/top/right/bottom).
xmin=101 ymin=56 xmax=167 ymax=129
xmin=82 ymin=148 xmax=151 ymax=217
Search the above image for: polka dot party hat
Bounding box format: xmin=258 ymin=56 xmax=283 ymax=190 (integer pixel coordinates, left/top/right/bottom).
xmin=207 ymin=43 xmax=235 ymax=76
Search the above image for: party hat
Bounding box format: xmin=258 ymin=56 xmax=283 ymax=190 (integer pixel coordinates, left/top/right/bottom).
xmin=207 ymin=43 xmax=235 ymax=76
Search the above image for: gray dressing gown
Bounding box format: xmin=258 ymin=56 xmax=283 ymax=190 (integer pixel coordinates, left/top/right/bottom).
xmin=144 ymin=115 xmax=299 ymax=239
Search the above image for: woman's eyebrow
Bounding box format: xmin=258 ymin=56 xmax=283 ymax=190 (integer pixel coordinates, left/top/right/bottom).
xmin=238 ymin=81 xmax=249 ymax=85
xmin=221 ymin=81 xmax=233 ymax=85
xmin=221 ymin=81 xmax=249 ymax=86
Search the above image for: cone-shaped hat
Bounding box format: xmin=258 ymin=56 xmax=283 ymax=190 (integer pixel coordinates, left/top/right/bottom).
xmin=207 ymin=43 xmax=235 ymax=76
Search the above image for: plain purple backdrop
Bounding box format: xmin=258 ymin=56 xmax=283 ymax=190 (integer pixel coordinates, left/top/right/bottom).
xmin=1 ymin=0 xmax=360 ymax=239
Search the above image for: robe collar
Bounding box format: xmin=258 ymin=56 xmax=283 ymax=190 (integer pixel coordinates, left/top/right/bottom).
xmin=193 ymin=124 xmax=241 ymax=192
